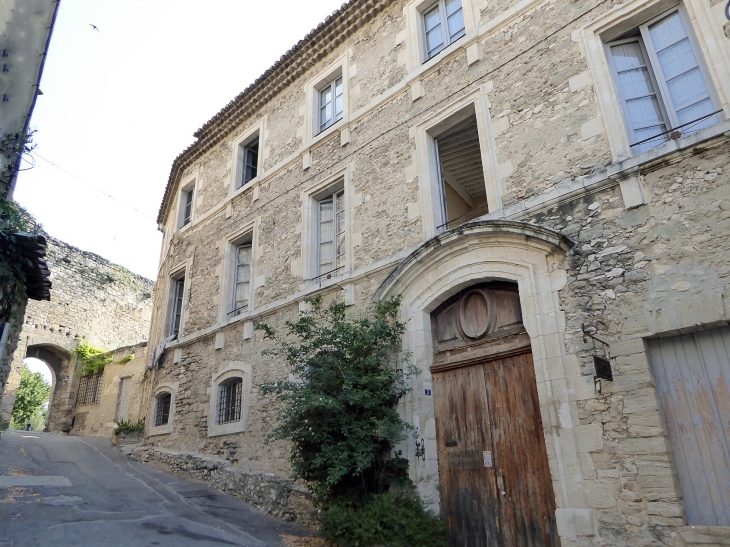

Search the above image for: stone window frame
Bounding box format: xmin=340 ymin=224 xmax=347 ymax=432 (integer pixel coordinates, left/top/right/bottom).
xmin=303 ymin=53 xmax=351 ymax=148
xmin=229 ymin=118 xmax=266 ymax=197
xmin=148 ymin=382 xmax=178 ymax=436
xmin=176 ymin=174 xmax=198 ymax=231
xmin=402 ymin=0 xmax=478 ymax=71
xmin=217 ymin=219 xmax=259 ymax=324
xmin=298 ymin=166 xmax=354 ymax=283
xmin=576 ymin=0 xmax=730 ymax=162
xmin=413 ymin=85 xmax=501 ymax=239
xmin=165 ymin=259 xmax=192 ymax=339
xmin=207 ymin=362 xmax=252 ymax=437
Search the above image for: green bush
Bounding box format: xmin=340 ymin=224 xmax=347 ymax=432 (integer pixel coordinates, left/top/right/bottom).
xmin=114 ymin=419 xmax=145 ymax=436
xmin=74 ymin=341 xmax=112 ymax=375
xmin=258 ymin=297 xmax=448 ymax=546
xmin=320 ymin=489 xmax=447 ymax=547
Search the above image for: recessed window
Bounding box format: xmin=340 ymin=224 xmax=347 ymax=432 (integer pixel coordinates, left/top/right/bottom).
xmin=170 ymin=277 xmax=185 ymax=337
xmin=154 ymin=392 xmax=171 ymax=426
xmin=177 ymin=179 xmax=196 ymax=229
xmin=423 ymin=0 xmax=465 ymax=60
xmin=317 ymin=189 xmax=345 ymax=277
xmin=433 ymin=108 xmax=488 ymax=230
xmin=237 ymin=137 xmax=259 ymax=189
xmin=217 ymin=377 xmax=242 ymax=425
xmin=77 ymin=372 xmax=103 ymax=406
xmin=606 ymin=9 xmax=720 ymax=154
xmin=231 ymin=244 xmax=251 ymax=316
xmin=318 ymin=76 xmax=344 ymax=134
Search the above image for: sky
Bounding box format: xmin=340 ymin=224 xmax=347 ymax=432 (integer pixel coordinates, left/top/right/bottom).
xmin=14 ymin=0 xmax=349 ymax=281
xmin=24 ymin=357 xmax=53 ymax=385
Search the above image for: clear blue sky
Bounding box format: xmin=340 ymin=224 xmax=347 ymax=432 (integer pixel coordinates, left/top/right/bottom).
xmin=15 ymin=0 xmax=348 ymax=280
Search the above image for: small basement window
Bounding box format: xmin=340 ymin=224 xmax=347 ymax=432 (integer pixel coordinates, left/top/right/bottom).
xmin=434 ymin=111 xmax=488 ymax=230
xmin=154 ymin=392 xmax=171 ymax=427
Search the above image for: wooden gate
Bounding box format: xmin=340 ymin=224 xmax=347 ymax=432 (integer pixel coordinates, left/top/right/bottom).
xmin=431 ymin=284 xmax=558 ymax=546
xmin=646 ymin=327 xmax=730 ymax=525
xmin=116 ymin=376 xmax=131 ymax=422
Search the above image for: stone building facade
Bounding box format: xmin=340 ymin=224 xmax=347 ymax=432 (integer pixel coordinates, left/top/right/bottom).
xmin=0 ymin=237 xmax=154 ymax=432
xmin=143 ymin=0 xmax=730 ymax=544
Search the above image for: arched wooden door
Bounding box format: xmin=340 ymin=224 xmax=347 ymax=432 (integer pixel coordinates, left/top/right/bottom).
xmin=430 ymin=283 xmax=559 ymax=546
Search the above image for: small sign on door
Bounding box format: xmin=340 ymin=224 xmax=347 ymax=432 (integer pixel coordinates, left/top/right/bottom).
xmin=483 ymin=451 xmax=493 ymax=468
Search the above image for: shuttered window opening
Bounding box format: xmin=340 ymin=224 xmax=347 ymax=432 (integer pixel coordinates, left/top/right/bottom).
xmin=231 ymin=244 xmax=251 ymax=316
xmin=77 ymin=372 xmax=103 ymax=406
xmin=646 ymin=326 xmax=730 ymax=526
xmin=434 ymin=111 xmax=489 ymax=231
xmin=318 ymin=190 xmax=345 ymax=276
xmin=217 ymin=378 xmax=243 ymax=425
xmin=170 ymin=277 xmax=185 ymax=336
xmin=154 ymin=393 xmax=172 ymax=427
xmin=116 ymin=376 xmax=131 ymax=422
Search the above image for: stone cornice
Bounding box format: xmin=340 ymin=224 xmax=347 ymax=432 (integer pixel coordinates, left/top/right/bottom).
xmin=158 ymin=0 xmax=390 ymax=225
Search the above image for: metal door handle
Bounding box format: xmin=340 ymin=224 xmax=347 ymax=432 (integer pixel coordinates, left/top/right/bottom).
xmin=501 ymin=491 xmax=506 ymax=496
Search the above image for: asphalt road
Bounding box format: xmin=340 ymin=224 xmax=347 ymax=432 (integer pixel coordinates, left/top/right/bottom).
xmin=0 ymin=431 xmax=317 ymax=547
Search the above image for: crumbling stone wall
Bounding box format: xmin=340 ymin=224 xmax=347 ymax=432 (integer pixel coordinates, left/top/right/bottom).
xmin=1 ymin=237 xmax=154 ymax=431
xmin=145 ymin=0 xmax=730 ymax=544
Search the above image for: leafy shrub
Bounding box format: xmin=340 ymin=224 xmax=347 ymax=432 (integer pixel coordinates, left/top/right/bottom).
xmin=114 ymin=419 xmax=145 ymax=436
xmin=259 ymin=297 xmax=448 ymax=546
xmin=11 ymin=365 xmax=50 ymax=424
xmin=320 ymin=489 xmax=447 ymax=547
xmin=75 ymin=341 xmax=112 ymax=374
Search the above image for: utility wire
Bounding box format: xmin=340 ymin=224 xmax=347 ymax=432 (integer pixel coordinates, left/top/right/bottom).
xmin=33 ymin=152 xmax=158 ymax=222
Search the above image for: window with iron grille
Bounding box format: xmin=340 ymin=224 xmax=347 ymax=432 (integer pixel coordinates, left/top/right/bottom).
xmin=154 ymin=392 xmax=172 ymax=427
xmin=423 ymin=0 xmax=465 ymax=60
xmin=606 ymin=8 xmax=721 ymax=154
xmin=77 ymin=372 xmax=103 ymax=406
xmin=217 ymin=378 xmax=242 ymax=425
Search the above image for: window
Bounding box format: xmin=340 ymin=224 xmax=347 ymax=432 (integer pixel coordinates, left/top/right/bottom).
xmin=154 ymin=392 xmax=171 ymax=426
xmin=170 ymin=277 xmax=185 ymax=337
xmin=238 ymin=137 xmax=259 ymax=189
xmin=318 ymin=76 xmax=344 ymax=134
xmin=182 ymin=189 xmax=193 ymax=226
xmin=217 ymin=378 xmax=242 ymax=425
xmin=607 ymin=9 xmax=720 ymax=154
xmin=433 ymin=108 xmax=488 ymax=230
xmin=423 ymin=0 xmax=465 ymax=60
xmin=77 ymin=372 xmax=103 ymax=406
xmin=317 ymin=189 xmax=345 ymax=277
xmin=231 ymin=244 xmax=251 ymax=316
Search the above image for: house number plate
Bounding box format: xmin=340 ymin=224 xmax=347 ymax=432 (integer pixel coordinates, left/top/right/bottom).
xmin=483 ymin=451 xmax=493 ymax=468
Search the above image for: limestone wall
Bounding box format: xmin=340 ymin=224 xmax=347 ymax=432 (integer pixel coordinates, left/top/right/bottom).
xmin=0 ymin=237 xmax=154 ymax=431
xmin=70 ymin=342 xmax=149 ymax=437
xmin=144 ymin=0 xmax=730 ymax=544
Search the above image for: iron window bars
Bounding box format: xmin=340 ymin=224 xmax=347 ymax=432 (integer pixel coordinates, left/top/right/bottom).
xmin=154 ymin=393 xmax=171 ymax=427
xmin=76 ymin=372 xmax=103 ymax=406
xmin=217 ymin=378 xmax=242 ymax=425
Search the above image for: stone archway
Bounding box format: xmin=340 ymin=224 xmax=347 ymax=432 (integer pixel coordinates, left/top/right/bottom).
xmin=374 ymin=220 xmax=599 ymax=543
xmin=23 ymin=344 xmax=74 ymax=432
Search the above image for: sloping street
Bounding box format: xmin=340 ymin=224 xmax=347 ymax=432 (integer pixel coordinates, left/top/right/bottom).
xmin=0 ymin=431 xmax=317 ymax=547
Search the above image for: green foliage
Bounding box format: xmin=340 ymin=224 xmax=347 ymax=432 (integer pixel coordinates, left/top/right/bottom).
xmin=259 ymin=297 xmax=447 ymax=547
xmin=75 ymin=341 xmax=112 ymax=374
xmin=10 ymin=407 xmax=46 ymax=431
xmin=118 ymin=354 xmax=134 ymax=365
xmin=10 ymin=365 xmax=50 ymax=424
xmin=320 ymin=489 xmax=447 ymax=547
xmin=114 ymin=419 xmax=145 ymax=436
xmin=0 ymin=198 xmax=41 ymax=322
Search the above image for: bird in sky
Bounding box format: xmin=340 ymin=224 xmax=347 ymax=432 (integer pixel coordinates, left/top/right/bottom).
xmin=89 ymin=24 xmax=99 ymax=31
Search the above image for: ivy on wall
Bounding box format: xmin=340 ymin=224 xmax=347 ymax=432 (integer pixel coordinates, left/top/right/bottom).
xmin=74 ymin=342 xmax=113 ymax=375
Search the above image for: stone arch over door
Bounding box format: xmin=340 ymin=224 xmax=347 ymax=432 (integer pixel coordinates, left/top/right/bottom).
xmin=374 ymin=220 xmax=599 ymax=542
xmin=25 ymin=344 xmax=74 ymax=432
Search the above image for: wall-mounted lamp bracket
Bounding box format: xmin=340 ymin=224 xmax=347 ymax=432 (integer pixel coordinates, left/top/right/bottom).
xmin=415 ymin=438 xmax=426 ymax=462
